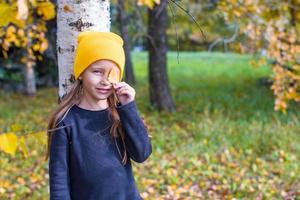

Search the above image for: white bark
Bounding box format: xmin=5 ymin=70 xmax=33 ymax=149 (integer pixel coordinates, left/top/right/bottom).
xmin=57 ymin=0 xmax=111 ymax=98
xmin=24 ymin=62 xmax=36 ymax=95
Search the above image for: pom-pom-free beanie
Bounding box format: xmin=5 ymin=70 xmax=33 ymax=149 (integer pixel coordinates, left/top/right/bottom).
xmin=73 ymin=31 xmax=125 ymax=81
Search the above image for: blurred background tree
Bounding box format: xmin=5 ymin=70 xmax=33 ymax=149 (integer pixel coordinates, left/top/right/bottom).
xmin=116 ymin=0 xmax=136 ymax=85
xmin=0 ymin=0 xmax=55 ymax=95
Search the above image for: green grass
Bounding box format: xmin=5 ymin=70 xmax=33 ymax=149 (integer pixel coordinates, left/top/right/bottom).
xmin=133 ymin=52 xmax=299 ymax=155
xmin=0 ymin=52 xmax=299 ymax=199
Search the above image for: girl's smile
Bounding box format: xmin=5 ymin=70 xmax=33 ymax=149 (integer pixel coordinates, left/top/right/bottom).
xmin=95 ymin=87 xmax=111 ymax=94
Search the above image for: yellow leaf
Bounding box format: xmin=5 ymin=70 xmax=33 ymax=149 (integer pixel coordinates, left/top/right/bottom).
xmin=137 ymin=0 xmax=160 ymax=9
xmin=19 ymin=136 xmax=28 ymax=158
xmin=0 ymin=3 xmax=13 ymax=27
xmin=37 ymin=2 xmax=55 ymax=20
xmin=39 ymin=39 xmax=48 ymax=53
xmin=0 ymin=2 xmax=25 ymax=28
xmin=14 ymin=39 xmax=21 ymax=47
xmin=0 ymin=29 xmax=5 ymax=37
xmin=233 ymin=9 xmax=241 ymax=17
xmin=108 ymin=68 xmax=120 ymax=84
xmin=32 ymin=43 xmax=39 ymax=51
xmin=6 ymin=25 xmax=16 ymax=35
xmin=0 ymin=132 xmax=18 ymax=156
xmin=35 ymin=131 xmax=47 ymax=145
xmin=17 ymin=29 xmax=25 ymax=37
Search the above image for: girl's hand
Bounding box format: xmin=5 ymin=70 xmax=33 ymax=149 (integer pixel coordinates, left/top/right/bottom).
xmin=113 ymin=82 xmax=136 ymax=105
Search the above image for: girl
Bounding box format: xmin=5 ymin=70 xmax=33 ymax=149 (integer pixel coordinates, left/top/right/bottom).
xmin=45 ymin=31 xmax=152 ymax=200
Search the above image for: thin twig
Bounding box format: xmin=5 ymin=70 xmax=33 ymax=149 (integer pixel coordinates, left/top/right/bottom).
xmin=168 ymin=2 xmax=180 ymax=64
xmin=208 ymin=21 xmax=239 ymax=52
xmin=131 ymin=4 xmax=158 ymax=52
xmin=168 ymin=0 xmax=207 ymax=42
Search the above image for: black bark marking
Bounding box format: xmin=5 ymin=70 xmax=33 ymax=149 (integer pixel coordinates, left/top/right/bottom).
xmin=57 ymin=45 xmax=75 ymax=53
xmin=69 ymin=74 xmax=76 ymax=83
xmin=69 ymin=18 xmax=93 ymax=31
xmin=62 ymin=74 xmax=75 ymax=92
xmin=62 ymin=78 xmax=69 ymax=91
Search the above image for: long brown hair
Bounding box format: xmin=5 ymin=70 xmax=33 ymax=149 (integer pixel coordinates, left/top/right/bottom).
xmin=45 ymin=78 xmax=129 ymax=165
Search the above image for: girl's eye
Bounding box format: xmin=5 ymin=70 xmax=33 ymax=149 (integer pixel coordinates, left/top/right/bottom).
xmin=93 ymin=70 xmax=104 ymax=74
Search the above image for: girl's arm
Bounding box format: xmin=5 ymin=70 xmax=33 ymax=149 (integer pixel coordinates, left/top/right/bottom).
xmin=116 ymin=100 xmax=152 ymax=163
xmin=48 ymin=122 xmax=71 ymax=200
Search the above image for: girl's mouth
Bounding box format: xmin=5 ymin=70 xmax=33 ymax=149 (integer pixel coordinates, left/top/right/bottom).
xmin=96 ymin=88 xmax=111 ymax=94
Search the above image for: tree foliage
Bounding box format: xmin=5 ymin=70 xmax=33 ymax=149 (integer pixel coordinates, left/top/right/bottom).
xmin=219 ymin=0 xmax=300 ymax=112
xmin=0 ymin=0 xmax=55 ymax=63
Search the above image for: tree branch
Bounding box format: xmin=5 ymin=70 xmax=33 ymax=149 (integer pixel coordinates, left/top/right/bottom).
xmin=208 ymin=21 xmax=239 ymax=52
xmin=168 ymin=1 xmax=180 ymax=64
xmin=168 ymin=0 xmax=207 ymax=42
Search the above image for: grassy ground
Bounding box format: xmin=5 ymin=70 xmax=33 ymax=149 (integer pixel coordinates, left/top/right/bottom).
xmin=0 ymin=52 xmax=300 ymax=199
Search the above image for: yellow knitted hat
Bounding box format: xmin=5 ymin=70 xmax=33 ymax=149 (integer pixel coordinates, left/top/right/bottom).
xmin=73 ymin=31 xmax=125 ymax=81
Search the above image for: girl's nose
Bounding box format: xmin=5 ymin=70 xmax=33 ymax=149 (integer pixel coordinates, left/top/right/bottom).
xmin=100 ymin=78 xmax=111 ymax=86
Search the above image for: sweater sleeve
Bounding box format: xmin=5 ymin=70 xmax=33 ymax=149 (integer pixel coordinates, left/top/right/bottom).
xmin=48 ymin=121 xmax=71 ymax=200
xmin=116 ymin=100 xmax=152 ymax=163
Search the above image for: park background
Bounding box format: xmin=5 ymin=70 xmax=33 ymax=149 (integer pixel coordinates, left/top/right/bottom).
xmin=0 ymin=0 xmax=300 ymax=199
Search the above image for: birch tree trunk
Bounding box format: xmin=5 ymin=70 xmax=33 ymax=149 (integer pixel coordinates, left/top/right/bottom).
xmin=24 ymin=61 xmax=36 ymax=95
xmin=24 ymin=34 xmax=36 ymax=95
xmin=57 ymin=0 xmax=110 ymax=99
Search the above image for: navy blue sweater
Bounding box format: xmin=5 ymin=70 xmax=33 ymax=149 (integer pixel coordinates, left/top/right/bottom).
xmin=48 ymin=101 xmax=152 ymax=200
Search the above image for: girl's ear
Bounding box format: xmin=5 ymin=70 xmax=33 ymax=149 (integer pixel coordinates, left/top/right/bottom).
xmin=78 ymin=76 xmax=82 ymax=80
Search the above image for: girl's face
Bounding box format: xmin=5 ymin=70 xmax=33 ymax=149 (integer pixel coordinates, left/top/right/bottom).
xmin=79 ymin=59 xmax=120 ymax=102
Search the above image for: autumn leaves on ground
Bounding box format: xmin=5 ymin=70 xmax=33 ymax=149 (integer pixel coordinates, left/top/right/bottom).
xmin=1 ymin=52 xmax=300 ymax=199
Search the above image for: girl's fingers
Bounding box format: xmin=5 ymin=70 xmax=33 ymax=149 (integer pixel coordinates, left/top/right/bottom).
xmin=115 ymin=84 xmax=133 ymax=93
xmin=117 ymin=88 xmax=130 ymax=95
xmin=113 ymin=82 xmax=123 ymax=88
xmin=114 ymin=82 xmax=129 ymax=90
xmin=114 ymin=82 xmax=136 ymax=104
